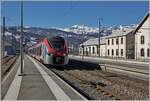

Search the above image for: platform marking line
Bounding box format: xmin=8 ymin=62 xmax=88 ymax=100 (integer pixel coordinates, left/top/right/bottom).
xmin=3 ymin=65 xmax=22 ymax=100
xmin=28 ymin=56 xmax=71 ymax=100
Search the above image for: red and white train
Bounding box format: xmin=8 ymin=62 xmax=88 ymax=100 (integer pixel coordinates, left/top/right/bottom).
xmin=28 ymin=36 xmax=69 ymax=65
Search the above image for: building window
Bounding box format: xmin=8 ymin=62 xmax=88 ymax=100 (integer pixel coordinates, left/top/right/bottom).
xmin=121 ymin=49 xmax=123 ymax=56
xmin=86 ymin=48 xmax=88 ymax=55
xmin=89 ymin=47 xmax=91 ymax=54
xmin=147 ymin=49 xmax=149 ymax=57
xmin=140 ymin=48 xmax=144 ymax=57
xmin=141 ymin=36 xmax=144 ymax=44
xmin=121 ymin=37 xmax=123 ymax=44
xmin=86 ymin=48 xmax=88 ymax=52
xmin=108 ymin=49 xmax=109 ymax=56
xmin=116 ymin=38 xmax=119 ymax=45
xmin=97 ymin=46 xmax=99 ymax=54
xmin=112 ymin=39 xmax=114 ymax=45
xmin=108 ymin=39 xmax=110 ymax=45
xmin=93 ymin=47 xmax=95 ymax=54
xmin=112 ymin=49 xmax=114 ymax=56
xmin=116 ymin=49 xmax=119 ymax=56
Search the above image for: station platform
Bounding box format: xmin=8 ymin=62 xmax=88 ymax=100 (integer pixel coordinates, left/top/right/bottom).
xmin=69 ymin=55 xmax=149 ymax=68
xmin=2 ymin=55 xmax=86 ymax=100
xmin=69 ymin=55 xmax=149 ymax=81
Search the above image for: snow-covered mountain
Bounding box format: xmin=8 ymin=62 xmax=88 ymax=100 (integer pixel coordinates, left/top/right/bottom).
xmin=60 ymin=24 xmax=137 ymax=35
xmin=5 ymin=24 xmax=137 ymax=53
xmin=58 ymin=24 xmax=99 ymax=35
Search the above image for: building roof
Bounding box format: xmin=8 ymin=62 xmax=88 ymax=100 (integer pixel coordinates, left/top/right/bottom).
xmin=105 ymin=28 xmax=133 ymax=39
xmin=133 ymin=13 xmax=149 ymax=34
xmin=80 ymin=37 xmax=106 ymax=46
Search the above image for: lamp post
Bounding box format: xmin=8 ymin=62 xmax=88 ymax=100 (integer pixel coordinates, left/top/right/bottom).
xmin=82 ymin=32 xmax=84 ymax=60
xmin=2 ymin=17 xmax=5 ymax=58
xmin=19 ymin=0 xmax=24 ymax=76
xmin=98 ymin=18 xmax=101 ymax=57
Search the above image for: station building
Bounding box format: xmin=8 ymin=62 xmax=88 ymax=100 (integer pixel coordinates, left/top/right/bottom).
xmin=79 ymin=28 xmax=135 ymax=59
xmin=79 ymin=13 xmax=149 ymax=61
xmin=105 ymin=28 xmax=135 ymax=59
xmin=134 ymin=13 xmax=149 ymax=60
xmin=79 ymin=37 xmax=106 ymax=57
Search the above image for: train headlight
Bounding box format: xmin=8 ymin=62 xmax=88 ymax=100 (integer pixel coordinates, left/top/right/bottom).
xmin=48 ymin=53 xmax=53 ymax=56
xmin=63 ymin=53 xmax=68 ymax=56
xmin=63 ymin=53 xmax=66 ymax=56
xmin=50 ymin=53 xmax=53 ymax=56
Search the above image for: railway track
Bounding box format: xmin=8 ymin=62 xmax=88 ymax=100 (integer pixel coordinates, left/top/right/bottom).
xmin=30 ymin=56 xmax=91 ymax=100
xmin=49 ymin=68 xmax=94 ymax=100
xmin=85 ymin=70 xmax=148 ymax=91
xmin=1 ymin=55 xmax=19 ymax=79
xmin=32 ymin=57 xmax=148 ymax=100
xmin=47 ymin=65 xmax=148 ymax=100
xmin=2 ymin=56 xmax=14 ymax=65
xmin=61 ymin=70 xmax=125 ymax=100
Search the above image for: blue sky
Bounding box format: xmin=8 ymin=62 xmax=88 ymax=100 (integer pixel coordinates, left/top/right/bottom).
xmin=2 ymin=1 xmax=149 ymax=28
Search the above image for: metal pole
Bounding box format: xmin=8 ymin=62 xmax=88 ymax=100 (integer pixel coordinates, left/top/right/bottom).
xmin=2 ymin=17 xmax=5 ymax=58
xmin=67 ymin=33 xmax=69 ymax=54
xmin=19 ymin=0 xmax=24 ymax=75
xmin=82 ymin=32 xmax=84 ymax=60
xmin=98 ymin=18 xmax=101 ymax=57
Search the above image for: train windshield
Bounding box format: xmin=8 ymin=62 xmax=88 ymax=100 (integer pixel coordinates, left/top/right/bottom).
xmin=48 ymin=36 xmax=65 ymax=51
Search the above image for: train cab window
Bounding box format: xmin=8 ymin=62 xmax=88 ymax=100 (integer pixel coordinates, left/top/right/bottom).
xmin=48 ymin=36 xmax=65 ymax=51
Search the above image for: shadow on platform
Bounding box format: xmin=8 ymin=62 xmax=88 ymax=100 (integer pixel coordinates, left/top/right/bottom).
xmin=47 ymin=59 xmax=101 ymax=71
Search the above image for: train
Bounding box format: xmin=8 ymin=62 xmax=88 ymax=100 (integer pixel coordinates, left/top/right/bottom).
xmin=28 ymin=36 xmax=69 ymax=65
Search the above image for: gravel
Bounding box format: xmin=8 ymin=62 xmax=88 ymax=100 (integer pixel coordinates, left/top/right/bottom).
xmin=50 ymin=66 xmax=149 ymax=100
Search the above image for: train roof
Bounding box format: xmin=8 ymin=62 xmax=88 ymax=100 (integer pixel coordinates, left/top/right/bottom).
xmin=28 ymin=36 xmax=65 ymax=50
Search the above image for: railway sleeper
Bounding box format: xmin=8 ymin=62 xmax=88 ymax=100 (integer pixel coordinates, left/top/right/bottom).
xmin=96 ymin=85 xmax=127 ymax=100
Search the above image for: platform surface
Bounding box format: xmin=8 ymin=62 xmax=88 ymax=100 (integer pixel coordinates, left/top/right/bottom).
xmin=2 ymin=55 xmax=86 ymax=100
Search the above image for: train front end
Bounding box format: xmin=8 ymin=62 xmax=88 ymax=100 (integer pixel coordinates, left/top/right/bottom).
xmin=47 ymin=36 xmax=69 ymax=65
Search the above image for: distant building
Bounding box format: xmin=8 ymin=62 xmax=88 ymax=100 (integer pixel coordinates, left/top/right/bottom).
xmin=79 ymin=37 xmax=106 ymax=57
xmin=79 ymin=13 xmax=149 ymax=61
xmin=105 ymin=28 xmax=135 ymax=59
xmin=134 ymin=13 xmax=149 ymax=60
xmin=4 ymin=41 xmax=15 ymax=56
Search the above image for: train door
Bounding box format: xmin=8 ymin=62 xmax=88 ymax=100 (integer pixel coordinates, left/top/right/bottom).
xmin=41 ymin=44 xmax=45 ymax=62
xmin=44 ymin=46 xmax=47 ymax=63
